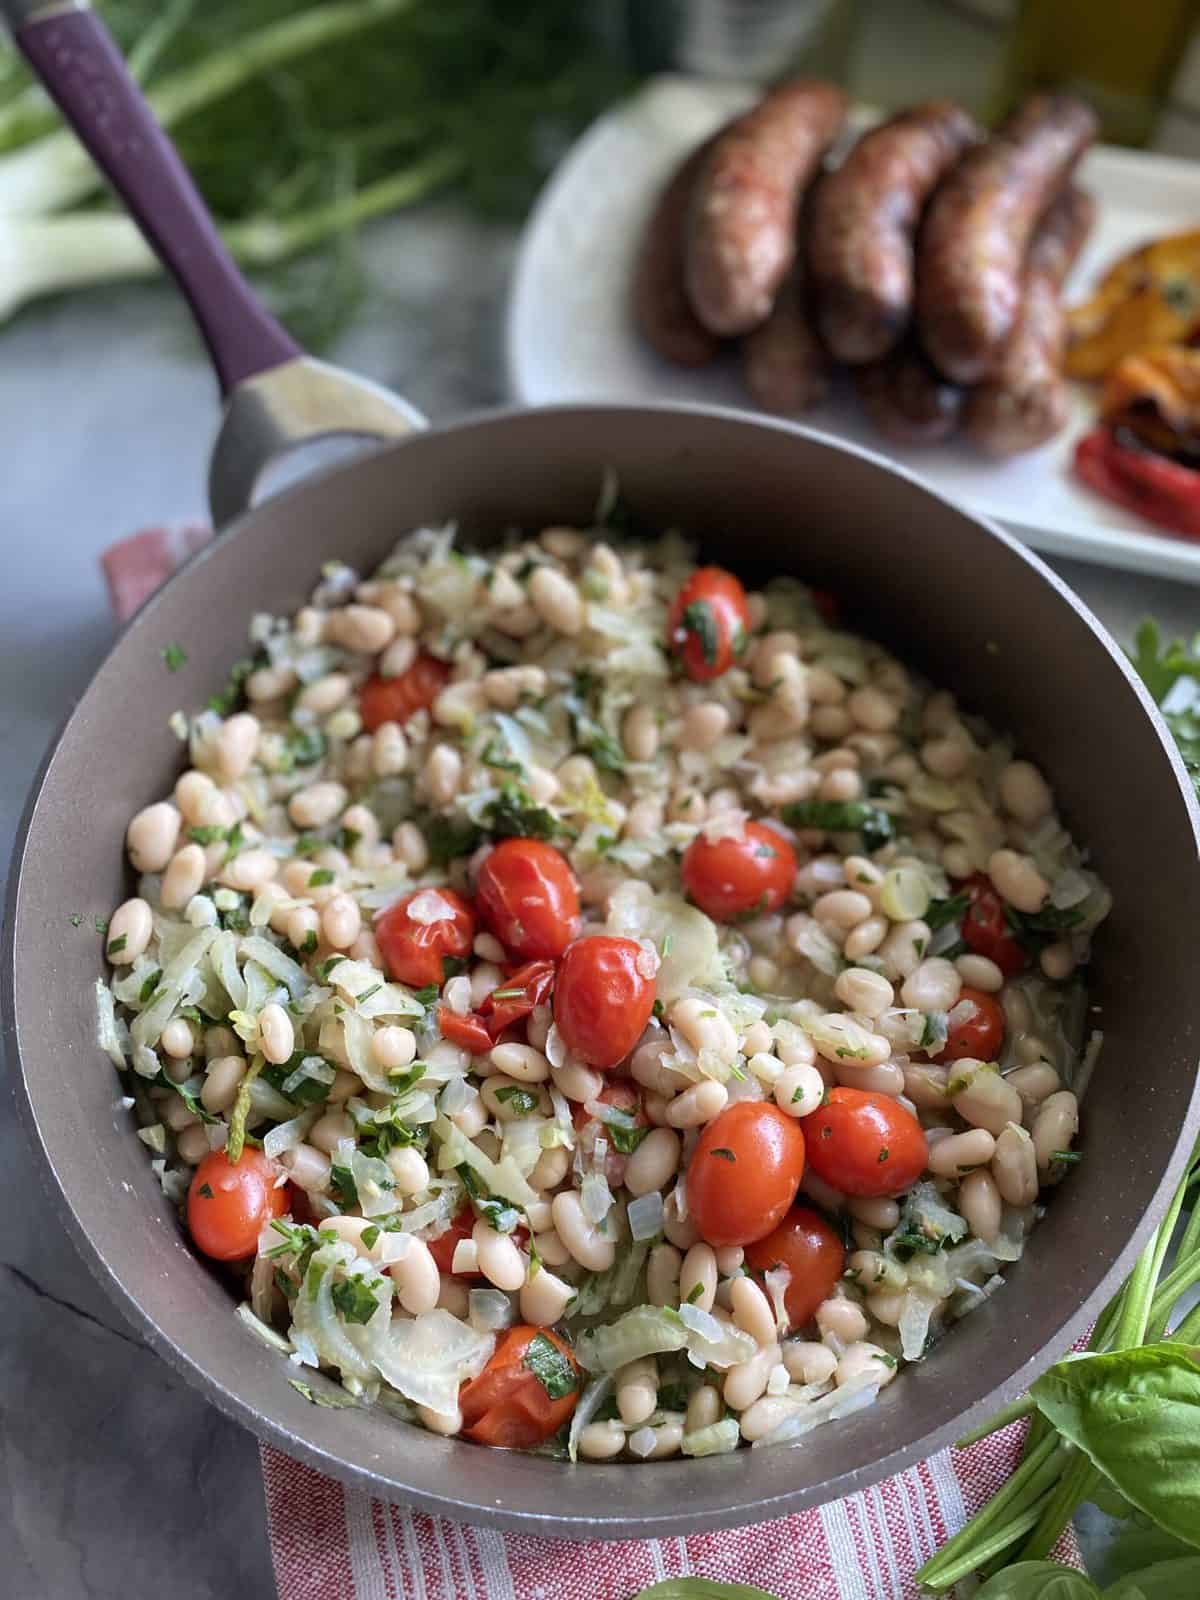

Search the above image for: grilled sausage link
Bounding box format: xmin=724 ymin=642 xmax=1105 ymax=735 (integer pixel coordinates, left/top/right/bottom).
xmin=964 ymin=186 xmax=1095 ymax=457
xmin=809 ymin=100 xmax=979 ymax=365
xmin=855 ymin=343 xmax=964 ymax=447
xmin=633 ymin=141 xmax=722 ymax=368
xmin=686 ymin=79 xmax=848 ymax=337
xmin=743 ymin=270 xmax=831 ymax=414
xmin=916 ymin=93 xmax=1098 ymax=384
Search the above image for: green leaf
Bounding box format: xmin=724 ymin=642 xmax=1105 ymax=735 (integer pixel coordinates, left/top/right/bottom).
xmin=287 ymin=1376 xmax=358 ymax=1410
xmin=1103 ymin=1526 xmax=1198 ymax=1584
xmin=162 ymin=641 xmax=188 ymax=672
xmin=1030 ymin=1345 xmax=1200 ymax=1550
xmin=422 ymin=813 xmax=485 ymax=868
xmin=522 ymin=1331 xmax=578 ymax=1400
xmin=1104 ymin=1558 xmax=1200 ymax=1600
xmin=331 ymin=1276 xmax=384 ymax=1326
xmin=926 ymin=892 xmax=969 ymax=931
xmin=330 ymin=1163 xmax=358 ymax=1207
xmin=680 ymin=600 xmax=720 ymax=667
xmin=1128 ymin=620 xmax=1200 ymax=798
xmin=283 ymin=726 xmax=327 ymax=769
xmin=608 ymin=1121 xmax=649 ymax=1156
xmin=481 ymin=782 xmax=574 ymax=843
xmin=779 ymin=799 xmax=895 ymax=851
xmin=973 ymin=1563 xmax=1099 ymax=1600
xmin=226 ymin=1053 xmax=264 ymax=1164
xmin=631 ymin=1581 xmax=782 ymax=1599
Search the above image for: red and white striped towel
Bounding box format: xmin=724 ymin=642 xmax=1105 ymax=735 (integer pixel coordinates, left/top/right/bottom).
xmin=105 ymin=523 xmax=1081 ymax=1600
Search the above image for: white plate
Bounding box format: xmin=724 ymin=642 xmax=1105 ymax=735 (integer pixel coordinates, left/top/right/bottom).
xmin=507 ymin=77 xmax=1200 ymax=585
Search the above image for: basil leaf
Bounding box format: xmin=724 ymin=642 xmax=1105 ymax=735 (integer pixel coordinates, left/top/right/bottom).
xmin=522 ymin=1331 xmax=578 ymax=1400
xmin=1031 ymin=1345 xmax=1200 ymax=1550
xmin=330 ymin=1163 xmax=359 ymax=1207
xmin=973 ymin=1563 xmax=1098 ymax=1600
xmin=1104 ymin=1559 xmax=1200 ymax=1600
xmin=779 ymin=799 xmax=895 ymax=851
xmin=632 ymin=1581 xmax=782 ymax=1599
xmin=331 ymin=1276 xmax=384 ymax=1326
xmin=608 ymin=1121 xmax=649 ymax=1156
xmin=926 ymin=892 xmax=969 ymax=931
xmin=1103 ymin=1527 xmax=1198 ymax=1584
xmin=681 ymin=600 xmax=720 ymax=667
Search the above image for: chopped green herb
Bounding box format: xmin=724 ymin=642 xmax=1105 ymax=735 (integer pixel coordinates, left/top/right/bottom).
xmin=652 ymin=998 xmax=665 ymax=1019
xmin=207 ymin=657 xmax=254 ymax=717
xmin=188 ymin=824 xmax=226 ymax=846
xmin=360 ymin=1224 xmax=381 ymax=1251
xmin=162 ymin=642 xmax=188 ymax=672
xmin=422 ymin=813 xmax=485 ymax=867
xmin=301 ymin=930 xmax=319 ymax=954
xmin=481 ymin=737 xmax=524 ymax=775
xmin=138 ymin=969 xmax=164 ymax=1004
xmin=686 ymin=1282 xmax=705 ymax=1304
xmin=308 ymin=868 xmax=335 ymax=887
xmin=261 ymin=1054 xmax=334 ymax=1108
xmin=275 ymin=1268 xmax=298 ymax=1301
xmin=920 ymin=1012 xmax=949 ymax=1052
xmin=608 ymin=1121 xmax=650 ymax=1156
xmin=780 ymin=799 xmax=895 ymax=852
xmin=710 ymin=1147 xmax=736 ymax=1162
xmin=69 ymin=913 xmax=83 ymax=928
xmin=197 ymin=1182 xmax=214 ymax=1199
xmin=523 ymin=1331 xmax=579 ymax=1399
xmin=877 ymin=1146 xmax=890 ymax=1163
xmin=457 ymin=1163 xmax=520 ymax=1233
xmin=333 ymin=826 xmax=361 ymax=853
xmin=1051 ymin=1149 xmax=1083 ymax=1165
xmin=283 ymin=726 xmax=327 ymax=769
xmin=680 ymin=600 xmax=720 ymax=667
xmin=331 ymin=1276 xmax=383 ymax=1325
xmin=106 ymin=935 xmax=128 ymax=957
xmin=661 ymin=933 xmax=673 ymax=959
xmin=94 ymin=916 xmax=109 ymax=934
xmin=330 ymin=1163 xmax=358 ymax=1206
xmin=355 ymin=984 xmax=382 ymax=1005
xmin=287 ymin=1377 xmax=357 ymax=1409
xmin=926 ymin=893 xmax=969 ymax=932
xmin=316 ymin=955 xmax=346 ymax=982
xmin=494 ymin=1085 xmax=540 ymax=1115
xmin=1130 ymin=619 xmax=1200 ymax=798
xmin=482 ymin=782 xmax=575 ymax=842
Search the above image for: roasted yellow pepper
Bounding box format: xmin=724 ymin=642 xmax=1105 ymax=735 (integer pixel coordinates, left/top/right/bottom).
xmin=1066 ymin=228 xmax=1200 ymax=381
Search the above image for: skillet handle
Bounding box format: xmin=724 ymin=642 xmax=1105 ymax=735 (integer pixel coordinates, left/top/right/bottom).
xmin=6 ymin=0 xmax=424 ymax=525
xmin=7 ymin=0 xmax=299 ymax=395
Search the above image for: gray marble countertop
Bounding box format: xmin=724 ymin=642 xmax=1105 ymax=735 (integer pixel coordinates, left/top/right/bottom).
xmin=2 ymin=194 xmax=1198 ymax=1598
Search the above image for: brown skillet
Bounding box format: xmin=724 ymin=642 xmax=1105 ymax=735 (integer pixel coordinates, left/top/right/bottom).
xmin=3 ymin=0 xmax=1199 ymax=1540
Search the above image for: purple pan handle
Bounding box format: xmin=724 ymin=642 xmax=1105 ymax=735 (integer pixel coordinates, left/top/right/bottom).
xmin=9 ymin=1 xmax=300 ymax=394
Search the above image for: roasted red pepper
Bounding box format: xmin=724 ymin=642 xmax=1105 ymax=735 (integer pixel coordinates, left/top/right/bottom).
xmin=1075 ymin=427 xmax=1200 ymax=541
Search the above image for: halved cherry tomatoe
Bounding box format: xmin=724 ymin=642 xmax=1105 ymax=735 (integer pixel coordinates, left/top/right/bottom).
xmin=359 ymin=653 xmax=451 ymax=732
xmin=187 ymin=1148 xmax=287 ymax=1262
xmin=437 ymin=1007 xmax=494 ymax=1055
xmin=942 ymin=987 xmax=1005 ymax=1062
xmin=687 ymin=1102 xmax=807 ymax=1248
xmin=744 ymin=1206 xmax=845 ymax=1331
xmin=375 ymin=886 xmax=476 ymax=989
xmin=474 ymin=838 xmax=580 ymax=962
xmin=552 ymin=935 xmax=657 ymax=1070
xmin=801 ymin=1087 xmax=926 ymax=1198
xmin=459 ymin=1325 xmax=581 ymax=1448
xmin=681 ymin=820 xmax=797 ymax=922
xmin=666 ymin=565 xmax=751 ymax=682
xmin=479 ymin=959 xmax=556 ymax=1036
xmin=960 ymin=873 xmax=1027 ymax=978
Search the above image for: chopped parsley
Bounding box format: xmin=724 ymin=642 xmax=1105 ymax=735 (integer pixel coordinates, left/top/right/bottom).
xmin=330 ymin=1163 xmax=358 ymax=1206
xmin=69 ymin=913 xmax=83 ymax=927
xmin=685 ymin=1282 xmax=705 ymax=1304
xmin=207 ymin=656 xmax=254 ymax=716
xmin=287 ymin=1377 xmax=357 ymax=1409
xmin=282 ymin=726 xmax=327 ymax=769
xmin=494 ymin=1085 xmax=541 ymax=1116
xmin=360 ymin=1224 xmax=381 ymax=1250
xmin=423 ymin=813 xmax=485 ymax=867
xmin=161 ymin=641 xmax=188 ymax=672
xmin=331 ymin=1276 xmax=383 ymax=1325
xmin=482 ymin=782 xmax=575 ymax=843
xmin=1004 ymin=901 xmax=1085 ymax=954
xmin=261 ymin=1054 xmax=334 ymax=1108
xmin=710 ymin=1147 xmax=736 ymax=1162
xmin=308 ymin=868 xmax=335 ymax=887
xmin=607 ymin=1121 xmax=650 ymax=1156
xmin=94 ymin=916 xmax=109 ymax=934
xmin=877 ymin=1146 xmax=890 ymax=1163
xmin=138 ymin=969 xmax=164 ymax=1005
xmin=188 ymin=824 xmax=226 ymax=846
xmin=481 ymin=737 xmax=524 ymax=775
xmin=680 ymin=600 xmax=720 ymax=667
xmin=920 ymin=1012 xmax=949 ymax=1052
xmin=355 ymin=984 xmax=383 ymax=1005
xmin=1130 ymin=619 xmax=1200 ymax=798
xmin=106 ymin=934 xmax=127 ymax=957
xmin=316 ymin=954 xmax=346 ymax=982
xmin=523 ymin=1332 xmax=579 ymax=1400
xmin=926 ymin=893 xmax=969 ymax=932
xmin=197 ymin=1182 xmax=214 ymax=1199
xmin=457 ymin=1163 xmax=521 ymax=1234
xmin=780 ymin=799 xmax=895 ymax=852
xmin=1051 ymin=1150 xmax=1083 ymax=1165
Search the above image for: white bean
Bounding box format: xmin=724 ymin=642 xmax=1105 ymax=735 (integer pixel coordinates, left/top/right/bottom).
xmin=813 ymin=889 xmax=873 ymax=931
xmin=666 ymin=1079 xmax=728 ymax=1128
xmin=630 ymin=1039 xmax=690 ymax=1095
xmin=955 ymin=953 xmax=1004 ymax=993
xmin=686 ymin=1385 xmax=722 ymax=1433
xmin=987 ymin=849 xmax=1049 ymax=915
xmin=739 ymin=1395 xmax=799 ymax=1442
xmin=815 ymin=1296 xmax=869 ymax=1344
xmin=126 ymin=802 xmax=181 ymax=873
xmin=999 ymin=760 xmax=1053 ymax=825
xmin=552 ymin=1191 xmax=615 ymax=1272
xmin=392 ymin=820 xmax=429 ymax=873
xmin=383 ymin=1146 xmax=429 ymax=1196
xmin=288 ymin=782 xmax=347 ymax=830
xmin=220 ymin=848 xmax=279 ymax=894
xmin=835 ymin=1342 xmax=897 ymax=1389
xmin=370 ymin=1026 xmax=416 ymax=1074
xmin=992 ymin=1123 xmax=1039 ymax=1206
xmin=679 ymin=702 xmax=730 ymax=751
xmin=245 ymin=663 xmax=296 ymax=702
xmin=1031 ymin=1090 xmax=1079 ymax=1174
xmin=383 ymin=1238 xmax=441 ymax=1316
xmin=320 ymin=893 xmax=361 ymax=951
xmin=257 ymin=1002 xmax=294 ymax=1066
xmin=670 ymin=997 xmax=738 ymax=1062
xmin=215 ymin=713 xmax=260 ymax=781
xmin=159 ymin=1018 xmax=194 ymax=1060
xmin=175 ymin=1124 xmax=210 ymax=1165
xmin=848 ymin=1196 xmax=900 ymax=1231
xmin=958 ymin=1168 xmax=1003 ymax=1244
xmin=309 ymin=1110 xmax=355 ymax=1154
xmin=106 ymin=898 xmax=153 ymax=964
xmin=201 ymin=1054 xmax=247 ymax=1115
xmin=878 ymin=919 xmax=932 ymax=980
xmin=1040 ymin=941 xmax=1076 ymax=981
xmin=782 ymin=1341 xmax=838 ymax=1385
xmin=847 ymin=1249 xmax=906 ymax=1291
xmin=1006 ymin=1062 xmax=1061 ymax=1118
xmin=950 ymin=1061 xmax=1024 ymax=1136
xmin=528 ymin=566 xmax=583 ymax=634
xmin=472 ymin=1220 xmax=526 ymax=1292
xmin=520 ymin=1268 xmax=573 ymax=1328
xmin=328 ymin=603 xmax=395 ymax=654
xmin=528 ymin=1146 xmax=570 ymax=1192
xmin=629 ymin=1422 xmax=684 ymax=1460
xmin=680 ymin=1243 xmax=718 ymax=1311
xmin=161 ymin=843 xmax=207 ymax=910
xmin=730 ymin=1276 xmax=777 ymax=1345
xmin=647 ymin=1243 xmax=682 ymax=1307
xmin=624 ymin=1128 xmax=681 ymax=1196
xmin=423 ymin=745 xmax=462 ymax=806
xmin=844 ymin=915 xmax=888 ymax=961
xmin=723 ymin=1342 xmax=780 ymax=1411
xmin=773 ymin=1063 xmax=825 ymax=1117
xmin=901 ymin=958 xmax=961 ymax=1013
xmin=836 ymin=1060 xmax=905 ymax=1097
xmin=616 ymin=1357 xmax=658 ymax=1427
xmin=847 ymin=686 xmax=900 ymax=732
xmin=576 ymin=1421 xmax=626 ymax=1461
xmin=295 ymin=673 xmax=351 ymax=715
xmin=621 ymin=703 xmax=659 ymax=763
xmin=927 ymin=1128 xmax=996 ymax=1176
xmin=492 ymin=1042 xmax=551 ymax=1083
xmin=834 ymin=967 xmax=894 ymax=1018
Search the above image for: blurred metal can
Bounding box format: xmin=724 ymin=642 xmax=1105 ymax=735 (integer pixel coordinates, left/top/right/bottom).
xmin=594 ymin=0 xmax=861 ymax=83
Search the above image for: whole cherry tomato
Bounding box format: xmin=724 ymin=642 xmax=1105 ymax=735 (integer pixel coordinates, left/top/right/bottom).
xmin=687 ymin=1102 xmax=807 ymax=1248
xmin=961 ymin=873 xmax=1027 ymax=978
xmin=475 ymin=838 xmax=580 ymax=962
xmin=666 ymin=566 xmax=751 ymax=682
xmin=480 ymin=959 xmax=556 ymax=1038
xmin=744 ymin=1206 xmax=846 ymax=1331
xmin=187 ymin=1149 xmax=286 ymax=1262
xmin=429 ymin=1205 xmax=482 ymax=1278
xmin=681 ymin=820 xmax=797 ymax=922
xmin=375 ymin=887 xmax=476 ymax=989
xmin=359 ymin=654 xmax=451 ymax=732
xmin=552 ymin=936 xmax=657 ymax=1070
xmin=801 ymin=1087 xmax=926 ymax=1198
xmin=438 ymin=1007 xmax=494 ymax=1054
xmin=942 ymin=987 xmax=1005 ymax=1062
xmin=459 ymin=1325 xmax=581 ymax=1449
